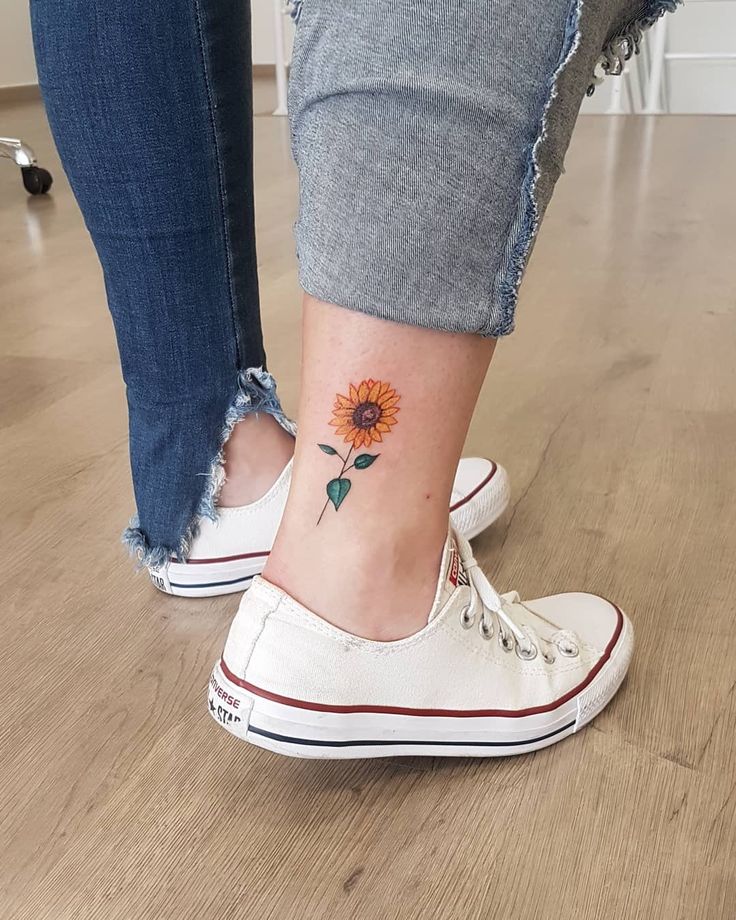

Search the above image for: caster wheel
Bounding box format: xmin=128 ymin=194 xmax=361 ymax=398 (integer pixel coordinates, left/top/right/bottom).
xmin=22 ymin=165 xmax=53 ymax=195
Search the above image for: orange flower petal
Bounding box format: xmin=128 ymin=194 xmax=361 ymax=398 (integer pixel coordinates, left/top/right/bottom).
xmin=329 ymin=381 xmax=401 ymax=441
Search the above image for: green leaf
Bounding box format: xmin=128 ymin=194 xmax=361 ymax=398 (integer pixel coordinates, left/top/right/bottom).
xmin=318 ymin=443 xmax=338 ymax=455
xmin=354 ymin=453 xmax=379 ymax=470
xmin=326 ymin=477 xmax=351 ymax=510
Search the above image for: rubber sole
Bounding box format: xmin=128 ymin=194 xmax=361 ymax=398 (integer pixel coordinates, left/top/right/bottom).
xmin=148 ymin=552 xmax=267 ymax=598
xmin=151 ymin=465 xmax=511 ymax=598
xmin=207 ymin=613 xmax=633 ymax=760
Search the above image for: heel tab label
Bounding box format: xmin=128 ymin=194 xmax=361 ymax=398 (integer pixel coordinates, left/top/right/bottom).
xmin=149 ymin=565 xmax=172 ymax=594
xmin=208 ymin=670 xmax=253 ymax=739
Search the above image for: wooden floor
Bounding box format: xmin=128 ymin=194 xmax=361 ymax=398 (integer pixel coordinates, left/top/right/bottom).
xmin=1 ymin=83 xmax=735 ymax=919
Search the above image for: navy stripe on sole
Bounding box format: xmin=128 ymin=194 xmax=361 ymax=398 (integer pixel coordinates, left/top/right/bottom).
xmin=169 ymin=574 xmax=255 ymax=590
xmin=248 ymin=720 xmax=576 ymax=749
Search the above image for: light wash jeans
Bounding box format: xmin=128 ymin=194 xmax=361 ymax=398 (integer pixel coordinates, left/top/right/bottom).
xmin=30 ymin=0 xmax=679 ymax=565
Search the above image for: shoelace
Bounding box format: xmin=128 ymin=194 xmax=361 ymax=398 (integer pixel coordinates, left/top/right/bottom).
xmin=457 ymin=539 xmax=579 ymax=665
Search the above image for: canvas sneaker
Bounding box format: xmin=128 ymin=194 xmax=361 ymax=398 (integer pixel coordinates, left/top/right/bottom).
xmin=149 ymin=457 xmax=510 ymax=597
xmin=207 ymin=529 xmax=633 ymax=758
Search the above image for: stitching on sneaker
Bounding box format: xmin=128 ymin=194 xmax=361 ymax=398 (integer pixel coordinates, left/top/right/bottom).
xmin=253 ymin=580 xmax=610 ymax=667
xmin=254 ymin=578 xmax=459 ymax=652
xmin=240 ymin=593 xmax=283 ymax=680
xmin=260 ymin=588 xmax=599 ymax=675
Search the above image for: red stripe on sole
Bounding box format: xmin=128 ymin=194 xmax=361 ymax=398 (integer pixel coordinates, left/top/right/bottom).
xmin=171 ymin=550 xmax=271 ymax=565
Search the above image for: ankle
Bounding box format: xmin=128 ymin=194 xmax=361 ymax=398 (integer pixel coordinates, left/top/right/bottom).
xmin=264 ymin=522 xmax=446 ymax=641
xmin=218 ymin=413 xmax=294 ymax=507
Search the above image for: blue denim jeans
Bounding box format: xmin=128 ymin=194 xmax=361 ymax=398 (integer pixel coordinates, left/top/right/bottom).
xmin=30 ymin=0 xmax=678 ymax=565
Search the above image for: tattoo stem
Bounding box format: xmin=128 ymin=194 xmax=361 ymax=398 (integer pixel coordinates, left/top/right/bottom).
xmin=316 ymin=445 xmax=353 ymax=525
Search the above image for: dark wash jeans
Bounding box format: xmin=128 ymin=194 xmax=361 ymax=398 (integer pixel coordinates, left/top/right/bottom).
xmin=30 ymin=0 xmax=291 ymax=566
xmin=30 ymin=0 xmax=679 ymax=566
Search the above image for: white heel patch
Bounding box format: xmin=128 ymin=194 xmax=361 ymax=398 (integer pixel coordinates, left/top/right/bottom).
xmin=208 ymin=667 xmax=253 ymax=740
xmin=148 ymin=564 xmax=172 ymax=594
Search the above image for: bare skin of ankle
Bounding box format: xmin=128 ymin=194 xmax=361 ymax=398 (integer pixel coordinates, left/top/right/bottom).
xmin=218 ymin=413 xmax=294 ymax=507
xmin=264 ymin=296 xmax=495 ymax=641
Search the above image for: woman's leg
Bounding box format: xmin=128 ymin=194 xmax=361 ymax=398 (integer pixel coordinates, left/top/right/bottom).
xmin=29 ymin=0 xmax=509 ymax=596
xmin=209 ymin=0 xmax=679 ymax=755
xmin=262 ymin=0 xmax=632 ymax=637
xmin=265 ymin=297 xmax=495 ymax=640
xmin=30 ymin=0 xmax=294 ymax=566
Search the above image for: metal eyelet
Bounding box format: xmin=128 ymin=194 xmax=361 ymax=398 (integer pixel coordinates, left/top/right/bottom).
xmin=499 ymin=632 xmax=514 ymax=653
xmin=557 ymin=639 xmax=579 ymax=658
xmin=460 ymin=605 xmax=475 ymax=629
xmin=542 ymin=650 xmax=556 ymax=664
xmin=515 ymin=641 xmax=538 ymax=661
xmin=479 ymin=619 xmax=493 ymax=640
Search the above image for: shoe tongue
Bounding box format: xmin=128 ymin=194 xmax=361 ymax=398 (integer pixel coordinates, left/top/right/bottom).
xmin=427 ymin=534 xmax=468 ymax=623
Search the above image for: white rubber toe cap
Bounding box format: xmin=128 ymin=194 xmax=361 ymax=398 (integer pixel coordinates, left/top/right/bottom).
xmin=524 ymin=592 xmax=624 ymax=655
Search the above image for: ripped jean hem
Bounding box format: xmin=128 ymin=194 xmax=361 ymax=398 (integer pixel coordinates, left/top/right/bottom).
xmin=287 ymin=1 xmax=303 ymax=25
xmin=121 ymin=367 xmax=295 ymax=568
xmin=590 ymin=1 xmax=682 ymax=93
xmin=489 ymin=0 xmax=681 ymax=338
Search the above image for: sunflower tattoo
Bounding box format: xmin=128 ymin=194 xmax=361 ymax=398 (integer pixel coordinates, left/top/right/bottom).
xmin=316 ymin=379 xmax=400 ymax=524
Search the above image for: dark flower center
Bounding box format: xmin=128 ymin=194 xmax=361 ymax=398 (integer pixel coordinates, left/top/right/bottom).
xmin=352 ymin=401 xmax=381 ymax=430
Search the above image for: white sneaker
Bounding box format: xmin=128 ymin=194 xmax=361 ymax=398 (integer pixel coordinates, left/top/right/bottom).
xmin=207 ymin=530 xmax=633 ymax=758
xmin=149 ymin=458 xmax=510 ymax=597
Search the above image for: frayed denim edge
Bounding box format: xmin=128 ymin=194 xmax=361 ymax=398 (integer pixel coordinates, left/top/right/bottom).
xmin=588 ymin=0 xmax=682 ymax=94
xmin=490 ymin=0 xmax=680 ymax=338
xmin=121 ymin=367 xmax=296 ymax=569
xmin=489 ymin=0 xmax=584 ymax=338
xmin=287 ymin=1 xmax=303 ymax=25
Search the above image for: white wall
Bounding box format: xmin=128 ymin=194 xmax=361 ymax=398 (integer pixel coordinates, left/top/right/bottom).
xmin=252 ymin=0 xmax=295 ymax=65
xmin=0 ymin=0 xmax=38 ymax=87
xmin=664 ymin=0 xmax=736 ymax=114
xmin=0 ymin=1 xmax=281 ymax=87
xmin=582 ymin=0 xmax=736 ymax=114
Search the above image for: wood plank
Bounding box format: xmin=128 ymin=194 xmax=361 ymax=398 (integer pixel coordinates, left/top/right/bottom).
xmin=1 ymin=94 xmax=734 ymax=919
